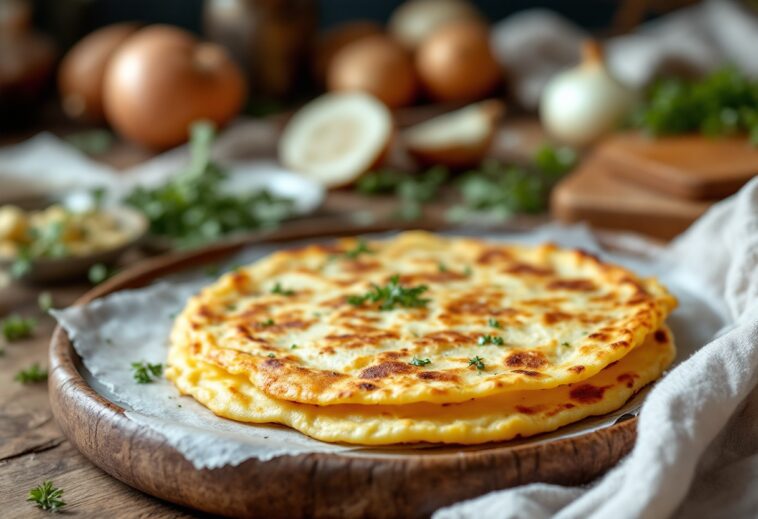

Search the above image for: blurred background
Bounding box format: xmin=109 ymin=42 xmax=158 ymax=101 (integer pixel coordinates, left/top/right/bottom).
xmin=1 ymin=0 xmax=757 ymax=284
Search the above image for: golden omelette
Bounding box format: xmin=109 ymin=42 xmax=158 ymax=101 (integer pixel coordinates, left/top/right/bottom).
xmin=171 ymin=232 xmax=676 ymax=407
xmin=167 ymin=326 xmax=675 ymax=445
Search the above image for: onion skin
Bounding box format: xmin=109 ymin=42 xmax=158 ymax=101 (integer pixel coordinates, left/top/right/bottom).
xmin=327 ymin=35 xmax=417 ymax=109
xmin=313 ymin=21 xmax=383 ymax=86
xmin=102 ymin=25 xmax=246 ymax=150
xmin=416 ymin=21 xmax=501 ymax=103
xmin=58 ymin=23 xmax=140 ymax=123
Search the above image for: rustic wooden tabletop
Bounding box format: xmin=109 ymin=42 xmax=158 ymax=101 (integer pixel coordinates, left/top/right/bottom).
xmin=0 ymin=115 xmax=549 ymax=518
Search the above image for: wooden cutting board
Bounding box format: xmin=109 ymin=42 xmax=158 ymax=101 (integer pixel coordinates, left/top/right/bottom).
xmin=596 ymin=133 xmax=758 ymax=200
xmin=551 ymin=152 xmax=713 ymax=240
xmin=49 ymin=225 xmax=639 ymax=519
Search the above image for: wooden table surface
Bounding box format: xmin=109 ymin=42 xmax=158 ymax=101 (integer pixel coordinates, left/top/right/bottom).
xmin=0 ymin=115 xmax=552 ymax=518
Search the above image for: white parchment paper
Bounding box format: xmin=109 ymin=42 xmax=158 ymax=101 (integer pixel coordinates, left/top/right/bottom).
xmin=52 ymin=224 xmax=724 ymax=469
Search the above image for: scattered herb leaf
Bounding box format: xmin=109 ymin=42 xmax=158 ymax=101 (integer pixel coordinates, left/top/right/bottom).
xmin=38 ymin=292 xmax=54 ymax=313
xmin=488 ymin=318 xmax=502 ymax=329
xmin=88 ymin=263 xmax=114 ymax=284
xmin=348 ymin=275 xmax=430 ymax=311
xmin=344 ymin=238 xmax=373 ymax=259
xmin=267 ymin=353 xmax=276 ymax=358
xmin=259 ymin=318 xmax=275 ymax=327
xmin=468 ymin=356 xmax=486 ymax=371
xmin=124 ymin=122 xmax=294 ymax=248
xmin=632 ymin=67 xmax=758 ymax=143
xmin=1 ymin=314 xmax=36 ymax=342
xmin=131 ymin=361 xmax=163 ymax=384
xmin=271 ymin=282 xmax=295 ymax=296
xmin=15 ymin=362 xmax=48 ymax=384
xmin=410 ymin=356 xmax=432 ymax=367
xmin=27 ymin=480 xmax=65 ymax=512
xmin=561 ymin=341 xmax=571 ymax=347
xmin=478 ymin=335 xmax=504 ymax=346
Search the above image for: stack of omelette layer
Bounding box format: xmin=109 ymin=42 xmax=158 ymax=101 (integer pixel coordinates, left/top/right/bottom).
xmin=167 ymin=232 xmax=677 ymax=445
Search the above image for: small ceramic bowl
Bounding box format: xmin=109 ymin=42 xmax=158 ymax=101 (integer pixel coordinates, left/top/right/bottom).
xmin=0 ymin=203 xmax=148 ymax=284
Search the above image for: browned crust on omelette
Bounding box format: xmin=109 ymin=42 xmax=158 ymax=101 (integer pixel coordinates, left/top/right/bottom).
xmin=173 ymin=231 xmax=677 ymax=405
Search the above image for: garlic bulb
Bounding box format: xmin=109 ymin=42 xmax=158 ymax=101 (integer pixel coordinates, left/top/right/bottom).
xmin=540 ymin=40 xmax=634 ymax=147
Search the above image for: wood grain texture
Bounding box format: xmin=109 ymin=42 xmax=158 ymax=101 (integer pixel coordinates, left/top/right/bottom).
xmin=597 ymin=133 xmax=758 ymax=200
xmin=551 ymin=152 xmax=712 ymax=240
xmin=48 ymin=227 xmax=639 ymax=519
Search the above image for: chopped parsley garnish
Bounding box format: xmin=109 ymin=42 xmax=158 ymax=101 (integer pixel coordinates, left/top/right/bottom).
xmin=38 ymin=292 xmax=54 ymax=313
xmin=124 ymin=122 xmax=294 ymax=249
xmin=438 ymin=262 xmax=447 ymax=272
xmin=561 ymin=341 xmax=571 ymax=347
xmin=477 ymin=335 xmax=504 ymax=346
xmin=632 ymin=67 xmax=758 ymax=143
xmin=464 ymin=265 xmax=473 ymax=277
xmin=15 ymin=362 xmax=48 ymax=384
xmin=410 ymin=357 xmax=432 ymax=367
xmin=344 ymin=238 xmax=372 ymax=259
xmin=10 ymin=221 xmax=68 ymax=278
xmin=267 ymin=353 xmax=276 ymax=358
xmin=468 ymin=356 xmax=486 ymax=371
xmin=131 ymin=361 xmax=163 ymax=384
xmin=1 ymin=314 xmax=36 ymax=342
xmin=27 ymin=480 xmax=66 ymax=512
xmin=88 ymin=263 xmax=114 ymax=284
xmin=259 ymin=318 xmax=275 ymax=327
xmin=271 ymin=282 xmax=295 ymax=296
xmin=347 ymin=275 xmax=430 ymax=311
xmin=488 ymin=318 xmax=501 ymax=329
xmin=290 ymin=344 xmax=298 ymax=349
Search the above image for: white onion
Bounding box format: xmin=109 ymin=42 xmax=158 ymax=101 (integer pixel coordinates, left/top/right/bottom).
xmin=540 ymin=41 xmax=634 ymax=147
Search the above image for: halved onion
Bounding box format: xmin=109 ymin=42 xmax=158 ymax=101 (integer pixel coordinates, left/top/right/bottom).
xmin=279 ymin=92 xmax=393 ymax=188
xmin=402 ymin=99 xmax=504 ymax=168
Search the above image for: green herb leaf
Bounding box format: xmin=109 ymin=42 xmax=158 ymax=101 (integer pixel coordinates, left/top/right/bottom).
xmin=38 ymin=292 xmax=54 ymax=313
xmin=561 ymin=341 xmax=571 ymax=347
xmin=131 ymin=361 xmax=163 ymax=384
xmin=15 ymin=362 xmax=48 ymax=384
xmin=267 ymin=353 xmax=276 ymax=358
xmin=488 ymin=318 xmax=501 ymax=329
xmin=410 ymin=356 xmax=432 ymax=367
xmin=344 ymin=238 xmax=372 ymax=259
xmin=477 ymin=335 xmax=504 ymax=346
xmin=1 ymin=314 xmax=36 ymax=342
xmin=259 ymin=318 xmax=275 ymax=327
xmin=124 ymin=122 xmax=294 ymax=248
xmin=271 ymin=282 xmax=295 ymax=296
xmin=348 ymin=275 xmax=430 ymax=311
xmin=468 ymin=356 xmax=485 ymax=371
xmin=290 ymin=344 xmax=298 ymax=349
xmin=88 ymin=263 xmax=114 ymax=284
xmin=27 ymin=480 xmax=65 ymax=512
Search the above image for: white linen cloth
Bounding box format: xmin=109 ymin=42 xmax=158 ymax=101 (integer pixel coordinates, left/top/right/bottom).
xmin=437 ymin=177 xmax=758 ymax=518
xmin=492 ymin=0 xmax=758 ymax=109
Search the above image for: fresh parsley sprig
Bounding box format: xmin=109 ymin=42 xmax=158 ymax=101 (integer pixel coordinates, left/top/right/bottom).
xmin=271 ymin=282 xmax=295 ymax=296
xmin=131 ymin=361 xmax=163 ymax=384
xmin=468 ymin=356 xmax=486 ymax=371
xmin=410 ymin=357 xmax=432 ymax=367
xmin=477 ymin=335 xmax=504 ymax=346
xmin=344 ymin=238 xmax=372 ymax=259
xmin=347 ymin=275 xmax=430 ymax=311
xmin=15 ymin=363 xmax=48 ymax=384
xmin=125 ymin=122 xmax=294 ymax=249
xmin=27 ymin=480 xmax=65 ymax=512
xmin=632 ymin=67 xmax=758 ymax=143
xmin=1 ymin=314 xmax=36 ymax=342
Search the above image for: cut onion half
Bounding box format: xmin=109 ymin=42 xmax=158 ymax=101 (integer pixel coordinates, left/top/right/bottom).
xmin=402 ymin=99 xmax=505 ymax=168
xmin=278 ymin=92 xmax=393 ymax=189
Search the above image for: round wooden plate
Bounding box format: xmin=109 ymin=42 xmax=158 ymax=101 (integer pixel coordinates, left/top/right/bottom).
xmin=49 ymin=224 xmax=638 ymax=519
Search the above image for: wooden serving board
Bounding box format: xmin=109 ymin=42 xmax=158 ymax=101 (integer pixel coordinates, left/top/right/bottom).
xmin=596 ymin=133 xmax=758 ymax=200
xmin=551 ymin=152 xmax=713 ymax=240
xmin=49 ymin=225 xmax=638 ymax=519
